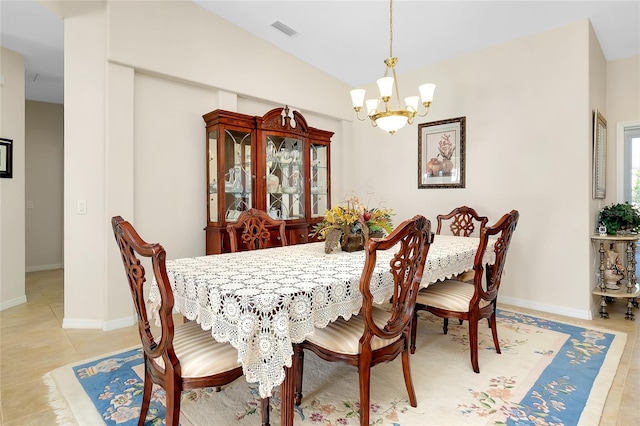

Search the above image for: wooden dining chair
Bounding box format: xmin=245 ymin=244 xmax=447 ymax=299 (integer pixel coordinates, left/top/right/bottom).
xmin=292 ymin=215 xmax=432 ymax=426
xmin=226 ymin=208 xmax=284 ymax=413
xmin=226 ymin=208 xmax=287 ymax=252
xmin=111 ymin=216 xmax=270 ymax=426
xmin=436 ymin=205 xmax=489 ymax=239
xmin=410 ymin=210 xmax=519 ymax=373
xmin=420 ymin=206 xmax=490 ymax=334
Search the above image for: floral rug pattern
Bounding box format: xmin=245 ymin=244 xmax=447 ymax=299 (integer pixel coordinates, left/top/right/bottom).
xmin=69 ymin=310 xmax=620 ymax=426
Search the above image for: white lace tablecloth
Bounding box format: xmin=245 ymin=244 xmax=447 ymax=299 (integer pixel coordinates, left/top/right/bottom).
xmin=148 ymin=235 xmax=494 ymax=398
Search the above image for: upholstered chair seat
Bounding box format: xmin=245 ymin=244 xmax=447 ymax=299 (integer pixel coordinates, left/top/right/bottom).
xmin=415 ymin=280 xmax=492 ymax=312
xmin=153 ymin=321 xmax=241 ymax=377
xmin=304 ymin=307 xmax=401 ymax=354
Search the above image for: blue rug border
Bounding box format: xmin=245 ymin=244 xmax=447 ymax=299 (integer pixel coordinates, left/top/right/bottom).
xmin=495 ymin=309 xmax=619 ymax=425
xmin=70 ymin=309 xmax=622 ymax=426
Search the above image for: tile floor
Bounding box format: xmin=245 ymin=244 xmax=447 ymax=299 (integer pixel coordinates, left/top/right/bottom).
xmin=0 ymin=269 xmax=638 ymax=425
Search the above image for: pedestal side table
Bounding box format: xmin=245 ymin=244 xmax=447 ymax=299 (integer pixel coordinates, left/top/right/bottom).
xmin=591 ymin=234 xmax=640 ymax=319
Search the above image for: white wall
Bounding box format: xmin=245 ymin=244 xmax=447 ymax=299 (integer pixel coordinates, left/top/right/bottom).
xmin=62 ymin=0 xmax=349 ymax=328
xmin=349 ymin=20 xmax=593 ymax=317
xmin=63 ymin=3 xmax=109 ymax=327
xmin=25 ymin=101 xmax=64 ymax=272
xmin=54 ymin=1 xmax=636 ymax=327
xmin=608 ymin=56 xmax=640 ymax=203
xmin=607 ymin=56 xmax=640 ymax=130
xmin=0 ymin=47 xmax=26 ymax=310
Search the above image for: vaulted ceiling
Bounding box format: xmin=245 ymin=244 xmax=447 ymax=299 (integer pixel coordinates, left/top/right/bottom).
xmin=2 ymin=1 xmax=639 ymax=105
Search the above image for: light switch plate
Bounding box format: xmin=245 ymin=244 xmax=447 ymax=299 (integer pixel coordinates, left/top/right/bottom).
xmin=77 ymin=200 xmax=87 ymax=215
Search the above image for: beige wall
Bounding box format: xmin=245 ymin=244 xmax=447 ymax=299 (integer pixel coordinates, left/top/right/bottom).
xmin=0 ymin=47 xmax=26 ymax=310
xmin=46 ymin=1 xmax=638 ymax=326
xmin=349 ymin=20 xmax=594 ymax=316
xmin=608 ymin=56 xmax=640 ymax=201
xmin=25 ymin=101 xmax=64 ymax=271
xmin=62 ymin=1 xmax=349 ymax=329
xmin=607 ymin=56 xmax=640 ymax=125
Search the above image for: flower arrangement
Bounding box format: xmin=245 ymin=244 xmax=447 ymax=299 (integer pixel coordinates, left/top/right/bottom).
xmin=312 ymin=195 xmax=395 ymax=253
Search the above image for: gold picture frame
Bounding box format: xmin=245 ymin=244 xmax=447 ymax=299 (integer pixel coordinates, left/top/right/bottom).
xmin=592 ymin=109 xmax=606 ymax=199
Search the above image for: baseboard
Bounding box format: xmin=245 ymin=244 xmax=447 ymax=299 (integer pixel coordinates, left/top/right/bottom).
xmin=62 ymin=315 xmax=136 ymax=331
xmin=103 ymin=315 xmax=136 ymax=331
xmin=499 ymin=295 xmax=594 ymax=320
xmin=0 ymin=295 xmax=27 ymax=311
xmin=26 ymin=263 xmax=63 ymax=272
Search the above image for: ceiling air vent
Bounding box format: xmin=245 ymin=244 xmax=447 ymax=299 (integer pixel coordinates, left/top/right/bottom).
xmin=270 ymin=21 xmax=298 ymax=37
xmin=27 ymin=69 xmax=63 ymax=86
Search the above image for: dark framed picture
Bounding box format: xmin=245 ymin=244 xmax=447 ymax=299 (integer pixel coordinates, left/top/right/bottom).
xmin=592 ymin=109 xmax=606 ymax=199
xmin=0 ymin=138 xmax=12 ymax=179
xmin=418 ymin=117 xmax=465 ymax=189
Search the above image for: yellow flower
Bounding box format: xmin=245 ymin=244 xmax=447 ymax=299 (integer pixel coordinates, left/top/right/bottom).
xmin=312 ymin=195 xmax=395 ymax=249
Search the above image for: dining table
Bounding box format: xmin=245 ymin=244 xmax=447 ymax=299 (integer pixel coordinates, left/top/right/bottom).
xmin=148 ymin=235 xmax=495 ymax=426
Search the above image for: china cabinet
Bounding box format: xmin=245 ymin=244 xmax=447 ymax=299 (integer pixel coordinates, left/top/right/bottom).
xmin=203 ymin=106 xmax=333 ymax=254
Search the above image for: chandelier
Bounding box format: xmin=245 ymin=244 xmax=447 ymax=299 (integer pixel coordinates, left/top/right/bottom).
xmin=349 ymin=0 xmax=435 ymax=135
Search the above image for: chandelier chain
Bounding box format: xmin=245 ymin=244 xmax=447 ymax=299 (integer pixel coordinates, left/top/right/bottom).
xmin=389 ymin=0 xmax=393 ymax=58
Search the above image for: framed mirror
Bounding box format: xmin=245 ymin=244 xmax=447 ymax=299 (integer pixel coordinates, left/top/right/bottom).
xmin=592 ymin=109 xmax=606 ymax=199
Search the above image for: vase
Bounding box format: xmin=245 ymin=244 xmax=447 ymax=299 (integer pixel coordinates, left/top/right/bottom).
xmin=603 ymin=269 xmax=623 ymax=290
xmin=341 ymin=232 xmax=365 ymax=252
xmin=340 ymin=230 xmax=384 ymax=252
xmin=368 ymin=231 xmax=384 ymax=240
xmin=441 ymin=159 xmax=453 ymax=174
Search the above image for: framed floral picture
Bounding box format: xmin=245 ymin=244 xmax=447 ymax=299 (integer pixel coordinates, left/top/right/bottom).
xmin=0 ymin=138 xmax=12 ymax=179
xmin=418 ymin=117 xmax=465 ymax=189
xmin=592 ymin=109 xmax=606 ymax=199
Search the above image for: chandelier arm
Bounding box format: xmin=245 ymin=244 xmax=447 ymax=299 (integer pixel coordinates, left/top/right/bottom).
xmin=416 ymin=107 xmax=431 ymax=118
xmin=354 ymin=109 xmax=369 ymax=121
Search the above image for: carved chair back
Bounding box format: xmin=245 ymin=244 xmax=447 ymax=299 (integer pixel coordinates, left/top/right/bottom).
xmin=436 ymin=206 xmax=488 ymax=237
xmin=111 ymin=215 xmax=175 ymax=361
xmin=226 ymin=208 xmax=287 ymax=252
xmin=472 ymin=209 xmax=519 ymax=305
xmin=360 ymin=215 xmax=433 ymax=348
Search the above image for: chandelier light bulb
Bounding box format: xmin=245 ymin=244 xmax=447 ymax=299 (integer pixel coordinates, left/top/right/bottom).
xmin=365 ymin=99 xmax=379 ymax=116
xmin=350 ymin=89 xmax=366 ymax=109
xmin=404 ymin=96 xmax=419 ymax=112
xmin=418 ymin=83 xmax=436 ymax=106
xmin=376 ymin=77 xmax=394 ymax=99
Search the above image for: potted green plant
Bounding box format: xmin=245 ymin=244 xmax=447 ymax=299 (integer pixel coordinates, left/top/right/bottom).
xmin=598 ymin=202 xmax=640 ymax=235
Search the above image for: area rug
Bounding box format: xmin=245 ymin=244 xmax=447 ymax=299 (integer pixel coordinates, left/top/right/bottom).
xmin=44 ymin=309 xmax=626 ymax=425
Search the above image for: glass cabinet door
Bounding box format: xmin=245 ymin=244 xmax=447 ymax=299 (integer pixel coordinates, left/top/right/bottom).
xmin=310 ymin=143 xmax=328 ymax=218
xmin=208 ymin=131 xmax=219 ymax=222
xmin=223 ymin=129 xmax=252 ymax=222
xmin=265 ymin=135 xmax=304 ymax=220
